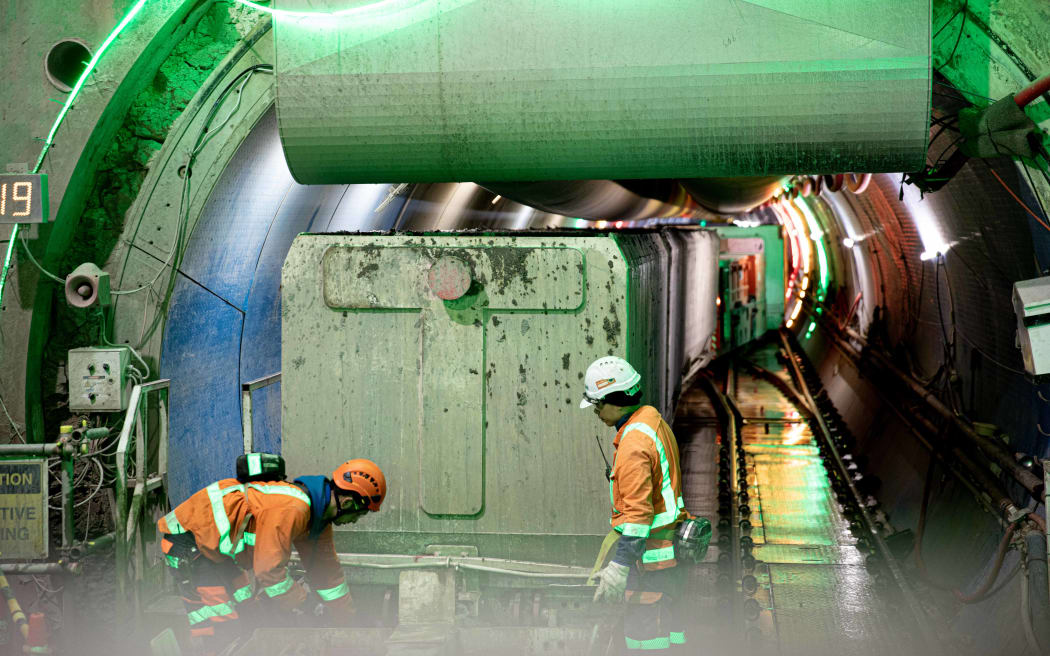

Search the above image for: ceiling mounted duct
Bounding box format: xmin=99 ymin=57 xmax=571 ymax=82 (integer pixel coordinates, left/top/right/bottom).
xmin=275 ymin=0 xmax=930 ymax=184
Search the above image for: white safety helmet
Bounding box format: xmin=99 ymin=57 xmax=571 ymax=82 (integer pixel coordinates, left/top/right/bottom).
xmin=579 ymin=356 xmax=642 ymax=409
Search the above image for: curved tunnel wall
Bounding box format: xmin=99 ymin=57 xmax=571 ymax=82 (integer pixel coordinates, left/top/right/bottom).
xmin=766 ymin=162 xmax=1050 ymax=651
xmin=160 ymin=109 xmax=410 ymax=502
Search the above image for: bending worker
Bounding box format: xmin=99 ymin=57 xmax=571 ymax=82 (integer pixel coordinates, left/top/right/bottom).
xmin=156 ymin=458 xmax=386 ymax=655
xmin=581 ymin=356 xmax=689 ymax=652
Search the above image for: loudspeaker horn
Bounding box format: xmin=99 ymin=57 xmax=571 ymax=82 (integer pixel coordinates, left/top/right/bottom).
xmin=64 ymin=263 xmax=111 ymax=309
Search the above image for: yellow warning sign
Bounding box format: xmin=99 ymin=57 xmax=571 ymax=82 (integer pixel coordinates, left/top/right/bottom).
xmin=0 ymin=460 xmax=48 ymax=560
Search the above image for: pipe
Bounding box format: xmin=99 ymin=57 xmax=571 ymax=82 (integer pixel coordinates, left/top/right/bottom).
xmin=0 ymin=570 xmax=28 ymax=642
xmin=331 ymin=554 xmax=592 ymax=580
xmin=818 ymin=332 xmax=1017 ymax=525
xmin=1024 ymin=529 xmax=1050 ymax=651
xmin=67 ymin=532 xmax=116 ymax=560
xmin=0 ymin=443 xmax=63 ymax=456
xmin=1015 ymin=73 xmax=1050 ymax=107
xmin=61 ymin=449 xmax=74 ymax=549
xmin=834 ymin=322 xmax=1045 ymax=500
xmin=1 ymin=562 xmax=80 ymax=575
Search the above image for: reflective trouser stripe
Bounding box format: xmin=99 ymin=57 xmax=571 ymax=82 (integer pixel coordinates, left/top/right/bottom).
xmin=641 ymin=545 xmax=675 ymax=564
xmin=263 ymin=575 xmax=294 ymax=598
xmin=669 ymin=632 xmax=686 ymax=645
xmin=316 ymin=581 xmax=350 ymax=601
xmin=165 ymin=555 xmax=180 ymax=568
xmin=232 ymin=585 xmax=253 ymax=603
xmin=243 ymin=532 xmax=255 ymax=546
xmin=164 ymin=510 xmax=186 ymax=534
xmin=617 ymin=522 xmax=651 ymax=538
xmin=625 ymin=636 xmax=671 ymax=650
xmin=187 ymin=601 xmax=237 ymax=625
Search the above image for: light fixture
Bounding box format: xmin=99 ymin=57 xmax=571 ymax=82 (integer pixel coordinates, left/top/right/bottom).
xmin=843 ymin=237 xmax=855 ymax=249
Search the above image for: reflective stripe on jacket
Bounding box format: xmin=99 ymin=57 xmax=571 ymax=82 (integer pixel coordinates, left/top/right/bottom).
xmin=157 ymin=479 xmax=349 ymax=605
xmin=610 ymin=406 xmax=687 ymax=571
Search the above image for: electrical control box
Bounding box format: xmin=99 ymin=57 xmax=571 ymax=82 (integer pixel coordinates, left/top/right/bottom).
xmin=67 ymin=347 xmax=130 ymax=412
xmin=1013 ymin=277 xmax=1050 ymax=376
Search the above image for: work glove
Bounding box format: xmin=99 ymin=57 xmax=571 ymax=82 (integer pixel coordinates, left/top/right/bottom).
xmin=592 ymin=562 xmax=630 ymax=603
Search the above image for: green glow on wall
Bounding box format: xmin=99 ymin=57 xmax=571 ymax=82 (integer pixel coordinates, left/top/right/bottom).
xmin=795 ymin=198 xmax=829 ymax=300
xmin=233 ymin=0 xmax=420 ymax=20
xmin=0 ymin=0 xmax=151 ymax=311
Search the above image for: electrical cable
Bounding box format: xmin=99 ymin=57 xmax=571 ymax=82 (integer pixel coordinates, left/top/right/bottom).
xmin=97 ymin=308 xmax=151 ymax=380
xmin=74 ymin=458 xmax=107 ymax=509
xmin=0 ymin=392 xmax=25 ymax=443
xmin=985 ymin=166 xmax=1050 ymax=234
xmin=940 ymin=257 xmax=1033 ymax=379
xmin=915 ymin=452 xmax=1018 ymax=603
xmin=943 ymin=0 xmax=969 ymax=67
xmin=16 ymin=234 xmax=65 ymax=284
xmin=133 ymin=65 xmax=272 ymax=349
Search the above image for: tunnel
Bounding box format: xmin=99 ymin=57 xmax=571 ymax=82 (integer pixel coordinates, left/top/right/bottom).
xmin=1 ymin=1 xmax=1050 ymax=655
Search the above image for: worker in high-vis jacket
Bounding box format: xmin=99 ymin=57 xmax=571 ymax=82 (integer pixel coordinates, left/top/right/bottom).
xmin=156 ymin=458 xmax=386 ymax=655
xmin=580 ymin=357 xmax=689 ymax=652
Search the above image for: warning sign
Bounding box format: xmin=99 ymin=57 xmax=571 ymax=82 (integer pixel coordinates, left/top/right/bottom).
xmin=0 ymin=460 xmax=48 ymax=560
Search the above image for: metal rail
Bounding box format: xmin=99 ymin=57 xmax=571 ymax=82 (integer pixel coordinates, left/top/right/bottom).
xmin=776 ymin=331 xmax=947 ymax=655
xmin=329 ymin=553 xmax=592 ymax=580
xmin=241 ymin=372 xmax=281 ymax=454
xmin=115 ymin=379 xmax=170 ymax=617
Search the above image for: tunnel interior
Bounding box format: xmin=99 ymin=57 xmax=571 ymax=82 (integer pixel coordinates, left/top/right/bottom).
xmin=1 ymin=1 xmax=1050 ymax=655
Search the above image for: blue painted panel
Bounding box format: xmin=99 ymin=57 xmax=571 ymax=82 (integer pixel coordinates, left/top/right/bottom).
xmin=326 ymin=184 xmax=406 ymax=231
xmin=240 ymin=183 xmax=348 ymax=453
xmin=178 ymin=110 xmax=293 ymax=309
xmin=160 ymin=274 xmax=244 ymax=503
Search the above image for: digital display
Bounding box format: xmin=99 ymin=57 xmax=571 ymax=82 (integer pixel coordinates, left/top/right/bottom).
xmin=0 ymin=174 xmax=48 ymax=223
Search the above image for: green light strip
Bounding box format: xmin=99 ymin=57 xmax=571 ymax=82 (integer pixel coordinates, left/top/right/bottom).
xmin=795 ymin=198 xmax=829 ymax=299
xmin=32 ymin=0 xmax=149 ymax=175
xmin=232 ymin=0 xmax=411 ymax=18
xmin=0 ymin=225 xmax=18 ymax=305
xmin=0 ymin=0 xmax=151 ymax=312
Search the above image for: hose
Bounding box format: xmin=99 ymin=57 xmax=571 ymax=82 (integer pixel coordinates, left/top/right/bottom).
xmin=0 ymin=571 xmax=29 ymax=642
xmin=1015 ymin=73 xmax=1050 ymax=107
xmin=914 ymin=454 xmax=1019 ymax=603
xmin=1023 ymin=531 xmax=1050 ymax=652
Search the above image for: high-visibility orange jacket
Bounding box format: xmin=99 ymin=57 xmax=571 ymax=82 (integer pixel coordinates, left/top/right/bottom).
xmin=157 ymin=479 xmax=349 ymax=609
xmin=610 ymin=406 xmax=688 ymax=571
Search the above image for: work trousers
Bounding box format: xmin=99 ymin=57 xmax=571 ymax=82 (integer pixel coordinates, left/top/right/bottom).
xmin=162 ymin=534 xmax=253 ymax=656
xmin=623 ymin=564 xmax=687 ymax=652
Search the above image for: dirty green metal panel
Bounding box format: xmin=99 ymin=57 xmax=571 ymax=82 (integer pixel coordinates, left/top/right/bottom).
xmin=283 ymin=234 xmax=630 ymax=561
xmin=274 ymin=0 xmax=931 ymax=183
xmin=716 ymin=225 xmax=785 ymax=330
xmin=320 ymin=245 xmax=583 ymax=516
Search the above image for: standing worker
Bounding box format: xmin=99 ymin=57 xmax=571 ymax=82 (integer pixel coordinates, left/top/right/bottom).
xmin=156 ymin=458 xmax=386 ymax=655
xmin=580 ymin=357 xmax=689 ymax=653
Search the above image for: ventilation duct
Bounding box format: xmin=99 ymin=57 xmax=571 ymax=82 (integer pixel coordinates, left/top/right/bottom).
xmin=275 ymin=0 xmax=930 ymax=184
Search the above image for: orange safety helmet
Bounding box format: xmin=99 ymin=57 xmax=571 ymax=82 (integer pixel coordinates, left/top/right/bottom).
xmin=332 ymin=459 xmax=386 ymax=511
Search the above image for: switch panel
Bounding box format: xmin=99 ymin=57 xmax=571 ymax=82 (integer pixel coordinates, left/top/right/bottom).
xmin=68 ymin=347 xmax=130 ymax=412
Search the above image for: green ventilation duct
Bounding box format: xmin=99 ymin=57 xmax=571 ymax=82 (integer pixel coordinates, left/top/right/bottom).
xmin=275 ymin=0 xmax=930 ymax=183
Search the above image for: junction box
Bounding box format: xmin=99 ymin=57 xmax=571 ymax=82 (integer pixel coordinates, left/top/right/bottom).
xmin=67 ymin=347 xmax=130 ymax=412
